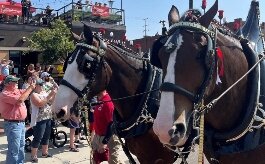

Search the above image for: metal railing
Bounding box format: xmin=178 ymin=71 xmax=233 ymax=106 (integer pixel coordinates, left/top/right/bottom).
xmin=0 ymin=2 xmax=125 ymax=26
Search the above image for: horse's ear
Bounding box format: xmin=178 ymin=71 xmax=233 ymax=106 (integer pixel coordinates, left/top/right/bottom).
xmin=168 ymin=5 xmax=180 ymax=27
xmin=71 ymin=31 xmax=81 ymax=42
xmin=83 ymin=24 xmax=93 ymax=45
xmin=199 ymin=0 xmax=218 ymax=28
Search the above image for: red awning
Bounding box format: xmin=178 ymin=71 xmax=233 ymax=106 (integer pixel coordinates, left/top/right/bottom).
xmin=0 ymin=1 xmax=36 ymax=16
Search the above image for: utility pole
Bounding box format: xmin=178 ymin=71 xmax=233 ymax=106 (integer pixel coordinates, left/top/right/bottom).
xmin=189 ymin=0 xmax=193 ymax=9
xmin=143 ymin=18 xmax=148 ymax=37
xmin=143 ymin=18 xmax=148 ymax=53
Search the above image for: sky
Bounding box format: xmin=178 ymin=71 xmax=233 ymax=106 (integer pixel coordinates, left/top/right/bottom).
xmin=22 ymin=0 xmax=265 ymax=40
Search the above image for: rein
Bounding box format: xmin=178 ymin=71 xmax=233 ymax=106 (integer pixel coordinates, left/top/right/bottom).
xmin=89 ymin=88 xmax=160 ymax=106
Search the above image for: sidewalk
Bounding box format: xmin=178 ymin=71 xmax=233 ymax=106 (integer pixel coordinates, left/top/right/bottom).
xmin=0 ymin=119 xmax=135 ymax=164
xmin=0 ymin=118 xmax=207 ymax=164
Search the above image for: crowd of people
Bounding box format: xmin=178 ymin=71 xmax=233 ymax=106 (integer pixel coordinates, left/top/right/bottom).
xmin=0 ymin=59 xmax=122 ymax=163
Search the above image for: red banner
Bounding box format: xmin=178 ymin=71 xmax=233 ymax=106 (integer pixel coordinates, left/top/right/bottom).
xmin=0 ymin=1 xmax=36 ymax=16
xmin=92 ymin=5 xmax=109 ymax=17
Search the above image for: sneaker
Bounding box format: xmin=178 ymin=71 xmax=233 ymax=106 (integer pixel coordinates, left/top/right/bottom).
xmin=74 ymin=140 xmax=83 ymax=144
xmin=31 ymin=156 xmax=38 ymax=163
xmin=68 ymin=144 xmax=78 ymax=148
xmin=69 ymin=147 xmax=79 ymax=152
xmin=42 ymin=153 xmax=53 ymax=158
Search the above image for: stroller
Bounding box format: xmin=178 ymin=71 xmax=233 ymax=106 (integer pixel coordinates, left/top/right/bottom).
xmin=25 ymin=120 xmax=67 ymax=152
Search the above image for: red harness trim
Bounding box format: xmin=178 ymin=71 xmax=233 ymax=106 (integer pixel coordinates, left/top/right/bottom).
xmin=216 ymin=47 xmax=224 ymax=77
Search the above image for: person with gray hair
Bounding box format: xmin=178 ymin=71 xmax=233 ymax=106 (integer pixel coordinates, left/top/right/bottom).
xmin=30 ymin=78 xmax=57 ymax=163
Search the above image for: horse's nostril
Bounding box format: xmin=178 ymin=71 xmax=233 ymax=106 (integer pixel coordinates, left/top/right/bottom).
xmin=56 ymin=109 xmax=66 ymax=119
xmin=168 ymin=128 xmax=175 ymax=137
xmin=175 ymin=123 xmax=185 ymax=134
xmin=168 ymin=126 xmax=176 ymax=137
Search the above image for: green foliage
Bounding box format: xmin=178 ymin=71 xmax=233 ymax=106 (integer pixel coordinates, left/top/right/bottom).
xmin=28 ymin=19 xmax=75 ymax=64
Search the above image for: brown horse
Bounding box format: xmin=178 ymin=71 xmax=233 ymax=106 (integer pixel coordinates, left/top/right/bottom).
xmin=52 ymin=25 xmax=176 ymax=163
xmin=151 ymin=0 xmax=265 ymax=163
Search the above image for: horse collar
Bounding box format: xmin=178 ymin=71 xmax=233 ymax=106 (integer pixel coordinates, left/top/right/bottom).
xmin=113 ymin=63 xmax=162 ymax=138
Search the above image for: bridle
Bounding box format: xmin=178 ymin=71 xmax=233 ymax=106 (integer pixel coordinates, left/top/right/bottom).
xmin=60 ymin=39 xmax=107 ymax=114
xmin=158 ymin=22 xmax=218 ymax=162
xmin=160 ymin=21 xmax=217 ymax=109
xmin=158 ymin=21 xmax=265 ymax=163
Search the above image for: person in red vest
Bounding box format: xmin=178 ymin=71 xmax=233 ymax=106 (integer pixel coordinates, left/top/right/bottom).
xmin=91 ymin=90 xmax=122 ymax=164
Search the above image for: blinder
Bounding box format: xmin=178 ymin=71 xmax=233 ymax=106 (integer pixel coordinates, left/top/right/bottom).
xmin=150 ymin=36 xmax=168 ymax=68
xmin=76 ymin=50 xmax=102 ymax=79
xmin=60 ymin=39 xmax=107 ymax=99
xmin=165 ymin=30 xmax=181 ymax=53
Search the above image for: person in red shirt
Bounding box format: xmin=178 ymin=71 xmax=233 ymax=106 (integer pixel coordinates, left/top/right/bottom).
xmin=91 ymin=90 xmax=122 ymax=164
xmin=0 ymin=75 xmax=35 ymax=164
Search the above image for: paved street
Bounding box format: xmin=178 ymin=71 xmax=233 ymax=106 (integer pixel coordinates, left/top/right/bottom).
xmin=0 ymin=119 xmax=208 ymax=164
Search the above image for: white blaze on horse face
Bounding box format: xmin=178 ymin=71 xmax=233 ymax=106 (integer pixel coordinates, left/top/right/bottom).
xmin=153 ymin=34 xmax=183 ymax=145
xmin=53 ymin=50 xmax=89 ymax=116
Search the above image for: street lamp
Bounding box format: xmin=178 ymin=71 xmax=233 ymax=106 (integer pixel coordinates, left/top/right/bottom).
xmin=71 ymin=0 xmax=74 ymax=23
xmin=108 ymin=0 xmax=114 ymax=14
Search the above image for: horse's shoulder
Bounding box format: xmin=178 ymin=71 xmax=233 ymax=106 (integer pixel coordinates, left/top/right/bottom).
xmin=217 ymin=31 xmax=242 ymax=49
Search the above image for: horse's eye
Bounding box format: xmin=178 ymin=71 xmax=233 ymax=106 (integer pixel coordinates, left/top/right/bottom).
xmin=196 ymin=45 xmax=207 ymax=60
xmin=194 ymin=34 xmax=202 ymax=42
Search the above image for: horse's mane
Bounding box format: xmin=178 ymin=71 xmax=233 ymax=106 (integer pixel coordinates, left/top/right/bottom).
xmin=107 ymin=42 xmax=149 ymax=61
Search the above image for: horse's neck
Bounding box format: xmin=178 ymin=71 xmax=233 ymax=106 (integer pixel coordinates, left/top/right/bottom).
xmin=206 ymin=34 xmax=249 ymax=131
xmin=105 ymin=46 xmax=148 ymax=119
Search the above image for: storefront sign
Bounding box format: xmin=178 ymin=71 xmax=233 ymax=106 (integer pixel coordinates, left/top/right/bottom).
xmin=92 ymin=5 xmax=109 ymax=17
xmin=0 ymin=1 xmax=36 ymax=16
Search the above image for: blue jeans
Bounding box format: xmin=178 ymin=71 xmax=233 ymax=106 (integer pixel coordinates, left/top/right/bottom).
xmin=4 ymin=121 xmax=25 ymax=164
xmin=31 ymin=119 xmax=52 ymax=148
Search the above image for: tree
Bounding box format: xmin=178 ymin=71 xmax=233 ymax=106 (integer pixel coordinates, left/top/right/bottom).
xmin=28 ymin=19 xmax=75 ymax=64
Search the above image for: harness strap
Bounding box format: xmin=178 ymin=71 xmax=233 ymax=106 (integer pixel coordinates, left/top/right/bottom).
xmin=160 ymin=82 xmax=195 ymax=101
xmin=60 ymin=79 xmax=83 ymax=97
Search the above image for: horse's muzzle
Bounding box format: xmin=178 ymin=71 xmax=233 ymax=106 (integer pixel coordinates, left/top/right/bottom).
xmin=168 ymin=123 xmax=186 ymax=145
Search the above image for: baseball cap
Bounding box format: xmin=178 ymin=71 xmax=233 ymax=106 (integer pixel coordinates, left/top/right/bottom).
xmin=4 ymin=75 xmax=20 ymax=84
xmin=40 ymin=72 xmax=50 ymax=79
xmin=36 ymin=78 xmax=44 ymax=86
